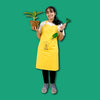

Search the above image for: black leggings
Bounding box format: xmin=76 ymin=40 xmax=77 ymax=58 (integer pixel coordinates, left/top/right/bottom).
xmin=42 ymin=70 xmax=56 ymax=84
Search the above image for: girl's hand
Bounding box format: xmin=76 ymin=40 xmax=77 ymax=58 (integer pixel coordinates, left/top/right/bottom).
xmin=60 ymin=23 xmax=67 ymax=31
xmin=31 ymin=26 xmax=39 ymax=32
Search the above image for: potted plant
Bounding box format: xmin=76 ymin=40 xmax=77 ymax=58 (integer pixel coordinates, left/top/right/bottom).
xmin=52 ymin=17 xmax=71 ymax=39
xmin=24 ymin=11 xmax=44 ymax=29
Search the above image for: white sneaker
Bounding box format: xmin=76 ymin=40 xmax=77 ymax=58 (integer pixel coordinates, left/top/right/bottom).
xmin=50 ymin=83 xmax=57 ymax=94
xmin=41 ymin=83 xmax=49 ymax=93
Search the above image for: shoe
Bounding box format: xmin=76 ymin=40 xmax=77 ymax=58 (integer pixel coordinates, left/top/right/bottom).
xmin=50 ymin=83 xmax=57 ymax=94
xmin=41 ymin=83 xmax=49 ymax=93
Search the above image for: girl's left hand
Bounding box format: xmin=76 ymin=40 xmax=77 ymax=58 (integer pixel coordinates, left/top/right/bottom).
xmin=60 ymin=23 xmax=67 ymax=31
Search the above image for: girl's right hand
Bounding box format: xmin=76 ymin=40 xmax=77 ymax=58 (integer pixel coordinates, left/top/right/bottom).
xmin=31 ymin=26 xmax=39 ymax=32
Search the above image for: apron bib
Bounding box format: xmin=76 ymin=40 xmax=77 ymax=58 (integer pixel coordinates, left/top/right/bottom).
xmin=36 ymin=21 xmax=59 ymax=71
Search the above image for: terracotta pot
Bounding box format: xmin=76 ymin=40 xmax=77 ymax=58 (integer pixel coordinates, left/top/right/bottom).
xmin=30 ymin=21 xmax=39 ymax=29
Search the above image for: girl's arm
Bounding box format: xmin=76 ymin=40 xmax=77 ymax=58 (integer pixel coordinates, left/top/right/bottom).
xmin=31 ymin=21 xmax=45 ymax=39
xmin=57 ymin=31 xmax=64 ymax=41
xmin=31 ymin=26 xmax=41 ymax=39
xmin=57 ymin=23 xmax=66 ymax=41
xmin=36 ymin=29 xmax=41 ymax=39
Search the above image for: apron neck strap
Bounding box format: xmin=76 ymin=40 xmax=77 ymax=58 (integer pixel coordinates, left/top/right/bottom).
xmin=45 ymin=20 xmax=48 ymax=25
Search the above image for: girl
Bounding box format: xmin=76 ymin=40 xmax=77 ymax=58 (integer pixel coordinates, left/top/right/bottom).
xmin=32 ymin=6 xmax=66 ymax=94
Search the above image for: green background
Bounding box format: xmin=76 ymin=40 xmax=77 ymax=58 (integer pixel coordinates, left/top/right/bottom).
xmin=0 ymin=0 xmax=100 ymax=99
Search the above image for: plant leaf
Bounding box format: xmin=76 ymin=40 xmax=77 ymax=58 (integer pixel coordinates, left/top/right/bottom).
xmin=26 ymin=15 xmax=33 ymax=17
xmin=33 ymin=17 xmax=36 ymax=21
xmin=66 ymin=18 xmax=71 ymax=23
xmin=35 ymin=17 xmax=38 ymax=19
xmin=36 ymin=11 xmax=44 ymax=15
xmin=24 ymin=12 xmax=32 ymax=14
xmin=32 ymin=11 xmax=36 ymax=17
xmin=52 ymin=33 xmax=58 ymax=39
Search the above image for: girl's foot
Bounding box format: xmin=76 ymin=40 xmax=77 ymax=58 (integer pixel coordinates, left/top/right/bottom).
xmin=41 ymin=83 xmax=49 ymax=93
xmin=50 ymin=83 xmax=57 ymax=94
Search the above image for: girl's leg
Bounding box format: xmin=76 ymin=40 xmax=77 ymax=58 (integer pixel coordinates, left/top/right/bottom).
xmin=41 ymin=70 xmax=49 ymax=93
xmin=50 ymin=71 xmax=57 ymax=94
xmin=50 ymin=71 xmax=56 ymax=83
xmin=42 ymin=70 xmax=49 ymax=83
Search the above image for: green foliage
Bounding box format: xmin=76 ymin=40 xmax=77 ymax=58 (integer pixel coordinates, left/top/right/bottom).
xmin=36 ymin=12 xmax=44 ymax=15
xmin=52 ymin=33 xmax=58 ymax=39
xmin=32 ymin=11 xmax=37 ymax=17
xmin=66 ymin=18 xmax=71 ymax=23
xmin=24 ymin=11 xmax=44 ymax=21
xmin=24 ymin=12 xmax=32 ymax=14
xmin=26 ymin=15 xmax=33 ymax=17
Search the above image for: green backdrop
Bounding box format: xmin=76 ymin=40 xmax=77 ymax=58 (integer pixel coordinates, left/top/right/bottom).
xmin=0 ymin=0 xmax=100 ymax=100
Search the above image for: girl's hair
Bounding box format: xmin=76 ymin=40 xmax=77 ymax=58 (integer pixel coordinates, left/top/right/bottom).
xmin=45 ymin=6 xmax=62 ymax=25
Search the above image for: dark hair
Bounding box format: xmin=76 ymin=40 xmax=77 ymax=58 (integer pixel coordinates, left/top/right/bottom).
xmin=45 ymin=6 xmax=62 ymax=25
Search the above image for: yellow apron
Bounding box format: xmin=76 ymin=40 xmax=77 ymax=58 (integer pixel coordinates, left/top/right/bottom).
xmin=36 ymin=21 xmax=59 ymax=71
